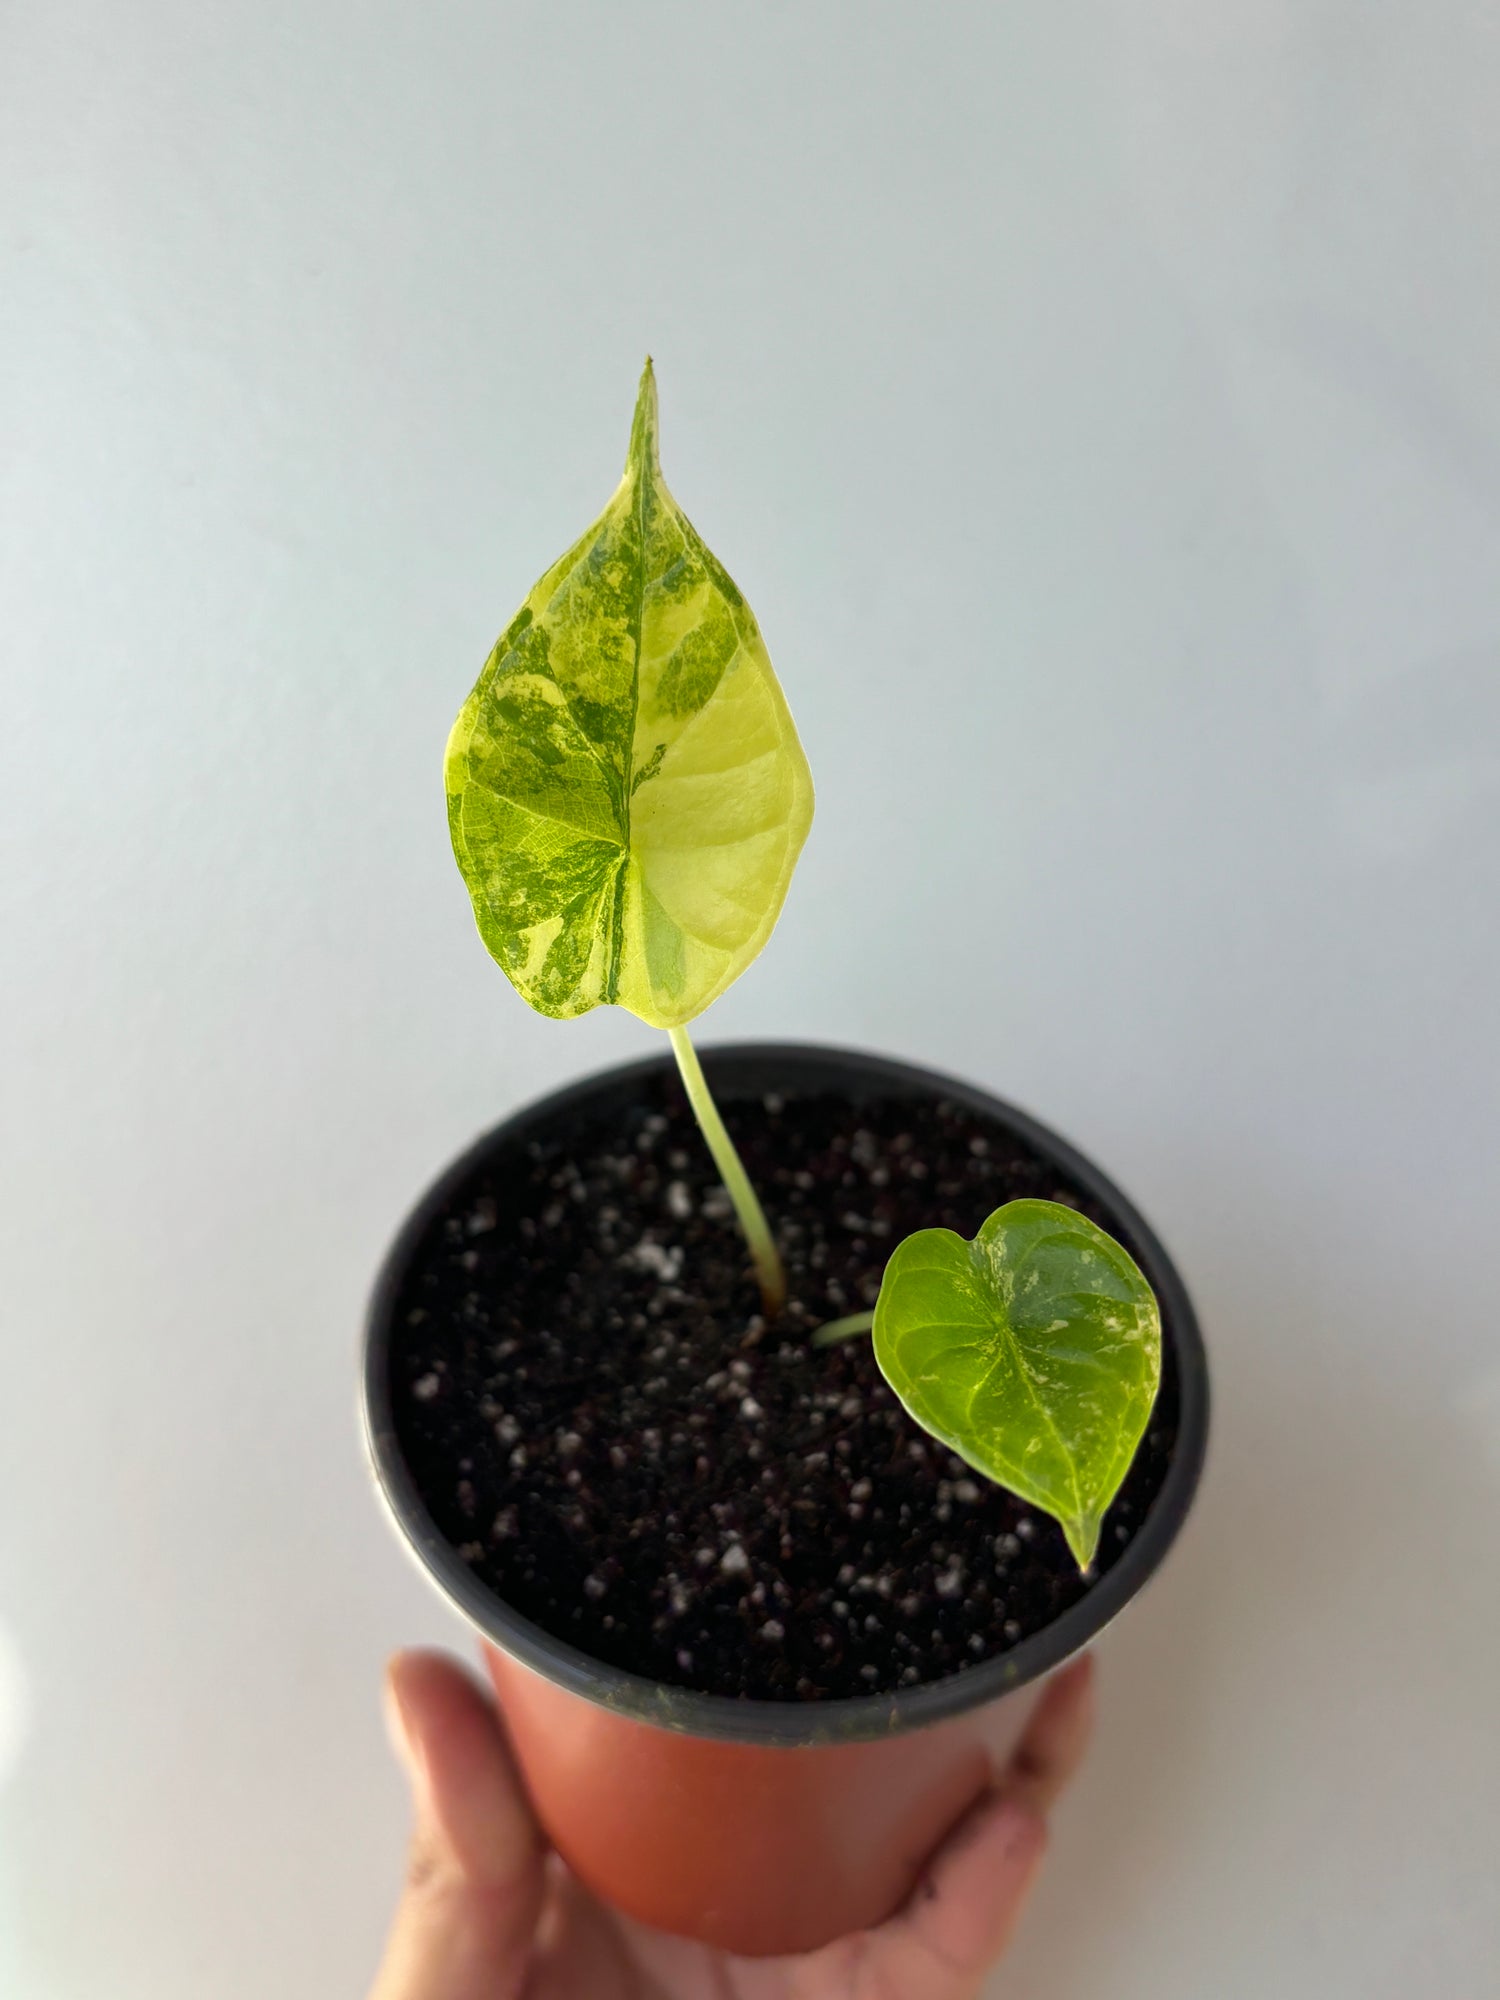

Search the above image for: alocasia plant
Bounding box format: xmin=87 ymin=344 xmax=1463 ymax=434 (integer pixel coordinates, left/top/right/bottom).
xmin=446 ymin=362 xmax=1161 ymax=1569
xmin=447 ymin=358 xmax=813 ymax=1308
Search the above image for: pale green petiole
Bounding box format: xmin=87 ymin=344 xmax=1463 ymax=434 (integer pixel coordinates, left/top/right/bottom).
xmin=668 ymin=1026 xmax=786 ymax=1315
xmin=810 ymin=1309 xmax=876 ymax=1348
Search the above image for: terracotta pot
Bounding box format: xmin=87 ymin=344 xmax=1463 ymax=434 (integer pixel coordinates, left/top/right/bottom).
xmin=363 ymin=1044 xmax=1209 ymax=1957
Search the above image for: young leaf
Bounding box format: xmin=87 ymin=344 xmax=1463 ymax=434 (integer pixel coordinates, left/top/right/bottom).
xmin=872 ymin=1200 xmax=1161 ymax=1571
xmin=446 ymin=360 xmax=815 ymax=1030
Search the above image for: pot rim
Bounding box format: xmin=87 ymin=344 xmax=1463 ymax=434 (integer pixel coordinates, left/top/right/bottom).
xmin=362 ymin=1040 xmax=1209 ymax=1747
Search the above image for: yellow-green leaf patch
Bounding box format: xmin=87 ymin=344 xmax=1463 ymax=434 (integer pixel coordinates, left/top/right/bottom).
xmin=446 ymin=361 xmax=814 ymax=1029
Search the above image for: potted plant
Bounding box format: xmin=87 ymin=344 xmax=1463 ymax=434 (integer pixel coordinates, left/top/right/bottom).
xmin=362 ymin=363 xmax=1209 ymax=1957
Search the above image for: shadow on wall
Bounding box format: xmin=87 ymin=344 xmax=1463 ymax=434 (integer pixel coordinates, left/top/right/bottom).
xmin=992 ymin=1166 xmax=1500 ymax=1999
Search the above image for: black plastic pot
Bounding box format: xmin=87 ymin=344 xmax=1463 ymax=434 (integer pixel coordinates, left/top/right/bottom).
xmin=364 ymin=1042 xmax=1209 ymax=1952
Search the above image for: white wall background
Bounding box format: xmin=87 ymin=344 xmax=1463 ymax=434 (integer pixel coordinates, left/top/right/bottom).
xmin=3 ymin=4 xmax=1498 ymax=1996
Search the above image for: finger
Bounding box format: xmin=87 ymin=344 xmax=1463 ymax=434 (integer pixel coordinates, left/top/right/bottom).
xmin=846 ymin=1793 xmax=1048 ymax=2000
xmin=529 ymin=1864 xmax=644 ymax=2000
xmin=368 ymin=1650 xmax=546 ymax=2000
xmin=1002 ymin=1653 xmax=1096 ymax=1816
xmin=832 ymin=1658 xmax=1096 ymax=1999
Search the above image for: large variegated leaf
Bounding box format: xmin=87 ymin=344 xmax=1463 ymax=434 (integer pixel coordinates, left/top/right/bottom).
xmin=873 ymin=1200 xmax=1161 ymax=1570
xmin=446 ymin=361 xmax=814 ymax=1029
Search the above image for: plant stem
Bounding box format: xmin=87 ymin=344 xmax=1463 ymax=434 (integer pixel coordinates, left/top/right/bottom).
xmin=668 ymin=1025 xmax=785 ymax=1315
xmin=810 ymin=1309 xmax=875 ymax=1348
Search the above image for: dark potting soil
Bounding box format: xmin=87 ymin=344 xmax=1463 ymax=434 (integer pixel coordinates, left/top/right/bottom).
xmin=390 ymin=1073 xmax=1179 ymax=1703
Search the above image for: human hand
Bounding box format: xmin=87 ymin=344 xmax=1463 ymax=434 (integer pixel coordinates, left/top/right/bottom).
xmin=368 ymin=1647 xmax=1094 ymax=2000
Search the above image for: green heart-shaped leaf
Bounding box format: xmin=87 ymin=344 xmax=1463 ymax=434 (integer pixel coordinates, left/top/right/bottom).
xmin=446 ymin=360 xmax=815 ymax=1029
xmin=872 ymin=1199 xmax=1162 ymax=1571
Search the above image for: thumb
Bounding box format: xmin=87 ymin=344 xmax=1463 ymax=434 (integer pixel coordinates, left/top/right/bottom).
xmin=848 ymin=1794 xmax=1048 ymax=1999
xmin=368 ymin=1650 xmax=546 ymax=2000
xmin=845 ymin=1657 xmax=1096 ymax=1998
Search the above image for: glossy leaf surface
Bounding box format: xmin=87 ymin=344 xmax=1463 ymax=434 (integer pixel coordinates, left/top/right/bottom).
xmin=446 ymin=361 xmax=814 ymax=1028
xmin=873 ymin=1199 xmax=1161 ymax=1570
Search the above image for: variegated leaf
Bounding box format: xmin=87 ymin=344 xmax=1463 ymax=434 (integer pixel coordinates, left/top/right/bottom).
xmin=873 ymin=1200 xmax=1162 ymax=1570
xmin=446 ymin=361 xmax=814 ymax=1028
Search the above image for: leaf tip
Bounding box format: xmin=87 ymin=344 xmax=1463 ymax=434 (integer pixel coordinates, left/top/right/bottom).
xmin=1063 ymin=1513 xmax=1102 ymax=1575
xmin=628 ymin=356 xmax=660 ymax=478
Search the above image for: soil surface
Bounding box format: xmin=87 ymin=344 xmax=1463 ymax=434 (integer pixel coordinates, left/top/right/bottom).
xmin=389 ymin=1070 xmax=1179 ymax=1702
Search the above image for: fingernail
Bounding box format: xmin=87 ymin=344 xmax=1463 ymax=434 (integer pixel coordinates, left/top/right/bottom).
xmin=383 ymin=1664 xmax=419 ymax=1780
xmin=942 ymin=1789 xmax=1039 ymax=1865
xmin=989 ymin=1797 xmax=1046 ymax=1861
